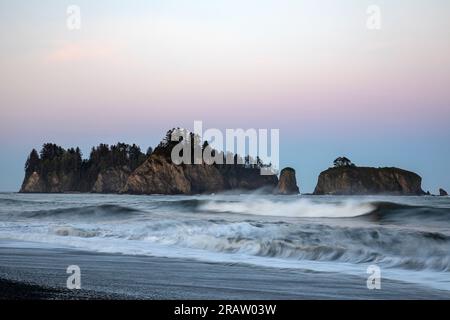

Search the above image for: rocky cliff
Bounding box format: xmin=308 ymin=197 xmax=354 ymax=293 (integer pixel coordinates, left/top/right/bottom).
xmin=20 ymin=132 xmax=279 ymax=195
xmin=313 ymin=166 xmax=425 ymax=195
xmin=120 ymin=128 xmax=278 ymax=195
xmin=91 ymin=167 xmax=131 ymax=193
xmin=122 ymin=153 xmax=278 ymax=195
xmin=274 ymin=167 xmax=299 ymax=195
xmin=20 ymin=143 xmax=147 ymax=193
xmin=20 ymin=172 xmax=44 ymax=193
xmin=20 ymin=171 xmax=81 ymax=193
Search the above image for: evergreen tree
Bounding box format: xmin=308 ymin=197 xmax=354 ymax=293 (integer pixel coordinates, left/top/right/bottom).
xmin=333 ymin=157 xmax=355 ymax=168
xmin=24 ymin=149 xmax=40 ymax=178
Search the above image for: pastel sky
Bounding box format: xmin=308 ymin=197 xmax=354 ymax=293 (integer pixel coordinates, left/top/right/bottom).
xmin=1 ymin=0 xmax=450 ymax=193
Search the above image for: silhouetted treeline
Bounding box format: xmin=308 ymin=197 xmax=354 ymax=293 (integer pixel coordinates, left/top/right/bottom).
xmin=24 ymin=143 xmax=149 ymax=191
xmin=155 ymin=128 xmax=272 ymax=169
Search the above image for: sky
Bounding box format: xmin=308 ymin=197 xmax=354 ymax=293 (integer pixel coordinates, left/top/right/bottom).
xmin=0 ymin=0 xmax=450 ymax=193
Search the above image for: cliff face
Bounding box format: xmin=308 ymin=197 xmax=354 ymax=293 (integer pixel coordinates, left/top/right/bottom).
xmin=122 ymin=154 xmax=278 ymax=195
xmin=20 ymin=172 xmax=44 ymax=193
xmin=19 ymin=143 xmax=147 ymax=194
xmin=20 ymin=168 xmax=130 ymax=194
xmin=120 ymin=128 xmax=278 ymax=195
xmin=216 ymin=165 xmax=279 ymax=191
xmin=20 ymin=132 xmax=279 ymax=194
xmin=20 ymin=171 xmax=80 ymax=193
xmin=313 ymin=167 xmax=424 ymax=195
xmin=92 ymin=167 xmax=131 ymax=193
xmin=274 ymin=167 xmax=299 ymax=195
xmin=121 ymin=155 xmax=192 ymax=194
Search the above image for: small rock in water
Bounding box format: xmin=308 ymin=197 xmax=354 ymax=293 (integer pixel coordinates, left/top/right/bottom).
xmin=274 ymin=167 xmax=300 ymax=195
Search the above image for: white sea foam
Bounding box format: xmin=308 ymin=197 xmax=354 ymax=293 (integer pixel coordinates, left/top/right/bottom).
xmin=53 ymin=226 xmax=100 ymax=238
xmin=1 ymin=193 xmax=450 ymax=292
xmin=199 ymin=198 xmax=376 ymax=218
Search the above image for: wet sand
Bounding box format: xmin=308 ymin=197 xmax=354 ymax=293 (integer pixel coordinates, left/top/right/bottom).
xmin=0 ymin=240 xmax=449 ymax=300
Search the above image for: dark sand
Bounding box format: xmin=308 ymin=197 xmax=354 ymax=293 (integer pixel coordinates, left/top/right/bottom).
xmin=0 ymin=240 xmax=449 ymax=300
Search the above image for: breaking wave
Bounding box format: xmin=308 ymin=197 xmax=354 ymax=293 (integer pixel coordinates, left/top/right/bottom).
xmin=20 ymin=204 xmax=140 ymax=219
xmin=4 ymin=196 xmax=450 ymax=224
xmin=1 ymin=193 xmax=450 ymax=290
xmin=199 ymin=198 xmax=376 ymax=218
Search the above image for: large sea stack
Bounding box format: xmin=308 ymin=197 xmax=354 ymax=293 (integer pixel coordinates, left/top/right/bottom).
xmin=122 ymin=129 xmax=278 ymax=195
xmin=20 ymin=129 xmax=278 ymax=195
xmin=313 ymin=160 xmax=425 ymax=196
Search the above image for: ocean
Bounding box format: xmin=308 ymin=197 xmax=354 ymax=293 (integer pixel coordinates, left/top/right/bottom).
xmin=0 ymin=192 xmax=449 ymax=296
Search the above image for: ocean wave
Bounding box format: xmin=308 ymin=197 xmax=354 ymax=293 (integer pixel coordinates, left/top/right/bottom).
xmin=0 ymin=197 xmax=53 ymax=206
xmin=43 ymin=216 xmax=450 ymax=272
xmin=198 ymin=198 xmax=376 ymax=218
xmin=21 ymin=204 xmax=140 ymax=219
xmin=198 ymin=198 xmax=450 ymax=224
xmin=154 ymin=222 xmax=450 ymax=271
xmin=363 ymin=201 xmax=450 ymax=222
xmin=53 ymin=226 xmax=100 ymax=238
xmin=2 ymin=194 xmax=450 ymax=276
xmin=8 ymin=195 xmax=450 ymax=223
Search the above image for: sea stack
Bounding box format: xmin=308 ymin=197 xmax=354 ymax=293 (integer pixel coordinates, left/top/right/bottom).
xmin=274 ymin=167 xmax=300 ymax=195
xmin=20 ymin=129 xmax=279 ymax=195
xmin=122 ymin=131 xmax=278 ymax=195
xmin=313 ymin=158 xmax=424 ymax=195
xmin=439 ymin=188 xmax=449 ymax=196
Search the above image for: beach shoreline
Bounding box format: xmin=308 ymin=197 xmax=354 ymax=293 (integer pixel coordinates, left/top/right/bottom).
xmin=1 ymin=240 xmax=449 ymax=300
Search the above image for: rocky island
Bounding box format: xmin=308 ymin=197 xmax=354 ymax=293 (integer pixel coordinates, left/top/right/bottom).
xmin=20 ymin=137 xmax=430 ymax=197
xmin=313 ymin=157 xmax=425 ymax=196
xmin=20 ymin=129 xmax=279 ymax=195
xmin=121 ymin=130 xmax=278 ymax=194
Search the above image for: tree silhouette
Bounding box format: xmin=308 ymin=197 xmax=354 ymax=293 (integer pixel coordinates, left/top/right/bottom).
xmin=333 ymin=157 xmax=355 ymax=168
xmin=24 ymin=149 xmax=40 ymax=178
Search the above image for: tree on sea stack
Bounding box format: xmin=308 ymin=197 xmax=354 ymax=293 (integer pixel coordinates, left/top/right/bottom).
xmin=24 ymin=149 xmax=40 ymax=178
xmin=333 ymin=157 xmax=355 ymax=168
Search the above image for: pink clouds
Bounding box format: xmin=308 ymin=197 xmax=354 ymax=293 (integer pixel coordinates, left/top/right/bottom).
xmin=46 ymin=42 xmax=117 ymax=63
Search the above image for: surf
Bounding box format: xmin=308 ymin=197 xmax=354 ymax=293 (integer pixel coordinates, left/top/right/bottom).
xmin=1 ymin=193 xmax=450 ymax=291
xmin=199 ymin=198 xmax=376 ymax=218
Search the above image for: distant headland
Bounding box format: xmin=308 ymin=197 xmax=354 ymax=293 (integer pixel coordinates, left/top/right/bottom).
xmin=19 ymin=131 xmax=446 ymax=196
